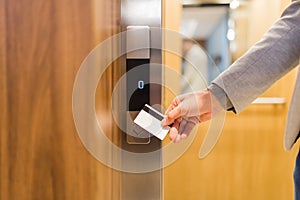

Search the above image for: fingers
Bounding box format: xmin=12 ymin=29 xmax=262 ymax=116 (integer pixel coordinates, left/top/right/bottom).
xmin=178 ymin=119 xmax=188 ymax=141
xmin=178 ymin=119 xmax=196 ymax=141
xmin=163 ymin=90 xmax=220 ymax=144
xmin=165 ymin=103 xmax=175 ymax=115
xmin=163 ymin=106 xmax=182 ymax=126
xmin=180 ymin=120 xmax=196 ymax=139
xmin=163 ymin=98 xmax=182 ymax=126
xmin=169 ymin=118 xmax=197 ymax=143
xmin=169 ymin=127 xmax=178 ymax=141
xmin=168 ymin=105 xmax=182 ymax=119
xmin=178 ymin=119 xmax=187 ymax=135
xmin=169 ymin=119 xmax=180 ymax=142
xmin=165 ymin=97 xmax=180 ymax=115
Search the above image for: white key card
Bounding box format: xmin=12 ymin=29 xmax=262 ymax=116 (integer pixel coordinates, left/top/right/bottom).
xmin=134 ymin=104 xmax=171 ymax=140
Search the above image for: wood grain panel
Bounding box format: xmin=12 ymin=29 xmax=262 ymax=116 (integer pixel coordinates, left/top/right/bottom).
xmin=0 ymin=0 xmax=120 ymax=199
xmin=0 ymin=0 xmax=8 ymax=200
xmin=94 ymin=0 xmax=121 ymax=198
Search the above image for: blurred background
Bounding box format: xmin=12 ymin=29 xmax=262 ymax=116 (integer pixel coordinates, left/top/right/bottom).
xmin=1 ymin=0 xmax=298 ymax=199
xmin=164 ymin=0 xmax=298 ymax=199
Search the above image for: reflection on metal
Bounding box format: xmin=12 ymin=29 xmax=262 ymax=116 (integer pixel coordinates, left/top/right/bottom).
xmin=181 ymin=6 xmax=228 ymax=40
xmin=252 ymin=97 xmax=286 ymax=105
xmin=126 ymin=26 xmax=150 ymax=59
xmin=121 ymin=0 xmax=162 ymax=199
xmin=182 ymin=0 xmax=231 ymax=6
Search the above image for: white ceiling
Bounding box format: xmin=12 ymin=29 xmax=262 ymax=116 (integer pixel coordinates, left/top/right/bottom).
xmin=180 ymin=6 xmax=228 ymax=39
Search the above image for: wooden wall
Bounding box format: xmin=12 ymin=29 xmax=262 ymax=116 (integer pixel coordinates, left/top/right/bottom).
xmin=0 ymin=0 xmax=120 ymax=199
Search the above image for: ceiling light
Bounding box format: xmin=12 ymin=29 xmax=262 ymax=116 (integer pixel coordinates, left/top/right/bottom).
xmin=230 ymin=0 xmax=240 ymax=9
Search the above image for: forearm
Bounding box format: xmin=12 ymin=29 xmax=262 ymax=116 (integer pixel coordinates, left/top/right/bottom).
xmin=209 ymin=1 xmax=300 ymax=113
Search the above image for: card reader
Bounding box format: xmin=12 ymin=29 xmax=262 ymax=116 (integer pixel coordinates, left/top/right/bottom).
xmin=134 ymin=104 xmax=171 ymax=140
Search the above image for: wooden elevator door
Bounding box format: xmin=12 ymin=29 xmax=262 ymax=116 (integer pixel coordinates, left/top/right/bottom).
xmin=0 ymin=0 xmax=121 ymax=199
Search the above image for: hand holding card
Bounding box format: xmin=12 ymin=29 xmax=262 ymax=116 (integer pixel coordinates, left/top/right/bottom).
xmin=134 ymin=104 xmax=171 ymax=140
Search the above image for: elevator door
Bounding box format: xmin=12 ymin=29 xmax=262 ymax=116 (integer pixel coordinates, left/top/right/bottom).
xmin=0 ymin=0 xmax=121 ymax=199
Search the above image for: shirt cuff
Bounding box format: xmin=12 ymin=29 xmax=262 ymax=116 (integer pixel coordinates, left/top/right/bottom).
xmin=208 ymin=83 xmax=235 ymax=112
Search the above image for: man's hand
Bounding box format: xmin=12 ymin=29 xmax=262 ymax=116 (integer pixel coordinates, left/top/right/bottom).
xmin=162 ymin=89 xmax=223 ymax=143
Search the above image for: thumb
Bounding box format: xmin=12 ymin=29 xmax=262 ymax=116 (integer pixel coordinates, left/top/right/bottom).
xmin=162 ymin=106 xmax=182 ymax=126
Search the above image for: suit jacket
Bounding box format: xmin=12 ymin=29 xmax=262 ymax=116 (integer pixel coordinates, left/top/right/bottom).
xmin=209 ymin=0 xmax=300 ymax=150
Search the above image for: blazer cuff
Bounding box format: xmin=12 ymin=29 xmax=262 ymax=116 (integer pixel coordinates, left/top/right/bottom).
xmin=208 ymin=83 xmax=236 ymax=113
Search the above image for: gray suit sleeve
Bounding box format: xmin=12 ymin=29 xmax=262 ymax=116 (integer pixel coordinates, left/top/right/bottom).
xmin=209 ymin=1 xmax=300 ymax=114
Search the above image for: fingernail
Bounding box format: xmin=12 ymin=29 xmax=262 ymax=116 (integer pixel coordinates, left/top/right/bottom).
xmin=161 ymin=119 xmax=166 ymax=126
xmin=175 ymin=135 xmax=181 ymax=143
xmin=181 ymin=134 xmax=187 ymax=139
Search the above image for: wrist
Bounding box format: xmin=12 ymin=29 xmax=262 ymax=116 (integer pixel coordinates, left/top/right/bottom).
xmin=196 ymin=88 xmax=224 ymax=116
xmin=208 ymin=84 xmax=233 ymax=110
